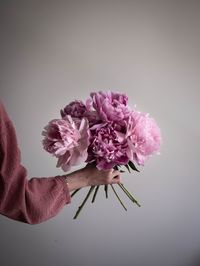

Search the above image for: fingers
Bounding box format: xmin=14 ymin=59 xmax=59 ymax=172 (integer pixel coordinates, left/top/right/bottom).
xmin=111 ymin=175 xmax=121 ymax=184
xmin=86 ymin=166 xmax=122 ymax=186
xmin=111 ymin=169 xmax=121 ymax=178
xmin=108 ymin=169 xmax=121 ymax=184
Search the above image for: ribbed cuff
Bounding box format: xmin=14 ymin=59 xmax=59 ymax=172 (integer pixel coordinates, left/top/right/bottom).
xmin=55 ymin=175 xmax=71 ymax=204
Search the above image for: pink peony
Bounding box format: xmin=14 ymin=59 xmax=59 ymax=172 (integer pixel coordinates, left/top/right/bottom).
xmin=87 ymin=91 xmax=131 ymax=123
xmin=42 ymin=116 xmax=90 ymax=171
xmin=60 ymin=100 xmax=87 ymax=119
xmin=126 ymin=111 xmax=161 ymax=165
xmin=61 ymin=99 xmax=100 ymax=125
xmin=86 ymin=122 xmax=130 ymax=170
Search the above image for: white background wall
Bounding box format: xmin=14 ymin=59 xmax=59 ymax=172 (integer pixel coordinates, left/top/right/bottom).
xmin=0 ymin=1 xmax=200 ymax=265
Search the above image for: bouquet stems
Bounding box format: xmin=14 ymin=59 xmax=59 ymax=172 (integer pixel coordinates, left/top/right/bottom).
xmin=91 ymin=186 xmax=99 ymax=203
xmin=118 ymin=183 xmax=141 ymax=207
xmin=110 ymin=184 xmax=127 ymax=211
xmin=71 ymin=188 xmax=81 ymax=198
xmin=104 ymin=185 xmax=108 ymax=198
xmin=73 ymin=186 xmax=95 ymax=219
xmin=71 ymin=167 xmax=141 ymax=219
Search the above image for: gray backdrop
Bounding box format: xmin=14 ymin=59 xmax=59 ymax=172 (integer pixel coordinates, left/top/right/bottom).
xmin=0 ymin=1 xmax=200 ymax=266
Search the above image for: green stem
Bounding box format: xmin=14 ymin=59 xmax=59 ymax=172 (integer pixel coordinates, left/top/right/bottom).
xmin=71 ymin=188 xmax=81 ymax=198
xmin=118 ymin=183 xmax=141 ymax=207
xmin=104 ymin=184 xmax=108 ymax=198
xmin=110 ymin=184 xmax=127 ymax=211
xmin=91 ymin=186 xmax=100 ymax=203
xmin=73 ymin=186 xmax=95 ymax=219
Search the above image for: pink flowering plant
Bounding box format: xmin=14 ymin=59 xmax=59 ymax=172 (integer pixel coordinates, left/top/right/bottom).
xmin=42 ymin=91 xmax=161 ymax=218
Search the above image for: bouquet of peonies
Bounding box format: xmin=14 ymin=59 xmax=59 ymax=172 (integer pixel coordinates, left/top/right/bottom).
xmin=42 ymin=91 xmax=161 ymax=218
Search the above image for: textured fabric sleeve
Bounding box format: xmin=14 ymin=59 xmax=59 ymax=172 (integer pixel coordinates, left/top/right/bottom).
xmin=0 ymin=102 xmax=71 ymax=224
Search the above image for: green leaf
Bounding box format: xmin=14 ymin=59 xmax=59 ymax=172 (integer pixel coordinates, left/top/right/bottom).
xmin=124 ymin=164 xmax=131 ymax=173
xmin=128 ymin=161 xmax=140 ymax=172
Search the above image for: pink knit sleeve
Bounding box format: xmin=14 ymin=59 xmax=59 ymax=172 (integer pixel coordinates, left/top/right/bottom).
xmin=0 ymin=102 xmax=71 ymax=224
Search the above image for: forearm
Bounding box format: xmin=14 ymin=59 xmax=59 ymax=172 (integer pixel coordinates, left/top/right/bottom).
xmin=0 ymin=172 xmax=71 ymax=224
xmin=66 ymin=168 xmax=90 ymax=192
xmin=0 ymin=102 xmax=71 ymax=224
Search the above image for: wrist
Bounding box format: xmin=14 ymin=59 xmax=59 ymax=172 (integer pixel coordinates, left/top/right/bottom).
xmin=65 ymin=168 xmax=89 ymax=192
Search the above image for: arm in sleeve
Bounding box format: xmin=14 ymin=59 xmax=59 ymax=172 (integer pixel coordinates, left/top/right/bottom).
xmin=0 ymin=102 xmax=71 ymax=224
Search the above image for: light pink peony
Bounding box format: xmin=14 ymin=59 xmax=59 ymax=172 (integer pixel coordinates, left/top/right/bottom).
xmin=42 ymin=116 xmax=90 ymax=171
xmin=87 ymin=91 xmax=131 ymax=123
xmin=86 ymin=122 xmax=129 ymax=170
xmin=126 ymin=111 xmax=161 ymax=165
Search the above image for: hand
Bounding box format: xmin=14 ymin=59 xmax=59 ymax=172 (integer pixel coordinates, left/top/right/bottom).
xmin=84 ymin=163 xmax=121 ymax=186
xmin=65 ymin=164 xmax=121 ymax=192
